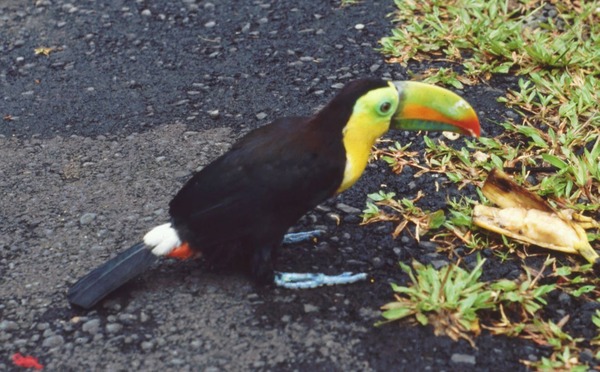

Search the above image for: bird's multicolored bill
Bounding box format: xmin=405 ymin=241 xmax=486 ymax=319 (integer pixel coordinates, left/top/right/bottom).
xmin=391 ymin=81 xmax=481 ymax=137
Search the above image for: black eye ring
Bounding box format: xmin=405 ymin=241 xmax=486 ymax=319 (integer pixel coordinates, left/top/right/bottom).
xmin=379 ymin=101 xmax=392 ymax=114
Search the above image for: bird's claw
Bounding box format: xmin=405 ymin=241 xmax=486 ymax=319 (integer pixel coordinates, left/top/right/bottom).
xmin=279 ymin=231 xmax=367 ymax=288
xmin=282 ymin=230 xmax=325 ymax=245
xmin=274 ymin=271 xmax=367 ymax=289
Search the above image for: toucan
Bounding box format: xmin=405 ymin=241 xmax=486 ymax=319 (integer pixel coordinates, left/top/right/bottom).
xmin=68 ymin=78 xmax=480 ymax=309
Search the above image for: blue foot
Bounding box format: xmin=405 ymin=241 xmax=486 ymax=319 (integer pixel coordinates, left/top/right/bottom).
xmin=282 ymin=230 xmax=325 ymax=245
xmin=274 ymin=271 xmax=367 ymax=289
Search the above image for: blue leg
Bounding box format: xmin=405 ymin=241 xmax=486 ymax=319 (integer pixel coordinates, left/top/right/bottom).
xmin=274 ymin=271 xmax=367 ymax=289
xmin=278 ymin=230 xmax=367 ymax=288
xmin=282 ymin=230 xmax=325 ymax=244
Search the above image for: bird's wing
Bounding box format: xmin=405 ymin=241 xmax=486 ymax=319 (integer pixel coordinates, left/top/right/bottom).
xmin=169 ymin=117 xmax=345 ymax=246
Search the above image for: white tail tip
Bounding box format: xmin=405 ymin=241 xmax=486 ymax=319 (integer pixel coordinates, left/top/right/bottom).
xmin=143 ymin=223 xmax=181 ymax=256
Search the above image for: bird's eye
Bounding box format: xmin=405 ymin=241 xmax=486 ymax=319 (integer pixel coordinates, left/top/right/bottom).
xmin=378 ymin=101 xmax=392 ymax=115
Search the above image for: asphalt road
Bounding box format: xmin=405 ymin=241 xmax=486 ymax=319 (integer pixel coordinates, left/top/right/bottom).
xmin=1 ymin=0 xmax=539 ymax=370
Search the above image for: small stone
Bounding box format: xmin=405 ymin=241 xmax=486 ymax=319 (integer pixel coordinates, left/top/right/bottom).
xmin=315 ymin=241 xmax=330 ymax=252
xmin=431 ymin=260 xmax=448 ymax=270
xmin=156 ymin=337 xmax=167 ymax=346
xmin=14 ymin=338 xmax=28 ymax=347
xmin=253 ymin=361 xmax=265 ymax=368
xmin=118 ymin=313 xmax=138 ymax=324
xmin=315 ymin=205 xmax=332 ymax=213
xmin=106 ymin=323 xmax=123 ymax=334
xmin=79 ymin=213 xmax=97 ymax=225
xmin=205 ymin=21 xmax=216 ymax=28
xmin=371 ymin=256 xmax=384 ymax=269
xmin=256 ymin=112 xmax=267 ymax=120
xmin=418 ymin=241 xmax=437 ymax=251
xmin=0 ymin=320 xmax=18 ymax=331
xmin=336 ymin=203 xmax=361 ymax=214
xmin=358 ymin=307 xmax=380 ymax=321
xmin=75 ymin=337 xmax=89 ymax=344
xmin=43 ymin=329 xmax=54 ymax=337
xmin=0 ymin=332 xmax=11 ymax=342
xmin=579 ymin=349 xmax=594 ymax=363
xmin=36 ymin=323 xmax=50 ymax=331
xmin=82 ymin=319 xmax=101 ymax=334
xmin=451 ymin=353 xmax=476 ymax=365
xmin=140 ymin=312 xmax=150 ymax=323
xmin=43 ymin=335 xmax=65 ymax=348
xmin=171 ymin=358 xmax=185 ymax=365
xmin=304 ymin=304 xmax=319 ymax=313
xmin=393 ymin=247 xmax=408 ymax=260
xmin=141 ymin=340 xmax=154 ymax=351
xmin=558 ymin=292 xmax=571 ymax=305
xmin=141 ymin=9 xmax=151 ymax=16
xmin=369 ymin=64 xmax=381 ymax=73
xmin=354 ymin=23 xmax=365 ymax=30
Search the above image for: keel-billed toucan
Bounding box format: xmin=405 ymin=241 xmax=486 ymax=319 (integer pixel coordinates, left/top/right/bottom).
xmin=68 ymin=78 xmax=480 ymax=309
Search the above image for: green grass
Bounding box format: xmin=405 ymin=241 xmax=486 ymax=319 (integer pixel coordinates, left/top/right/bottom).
xmin=378 ymin=257 xmax=494 ymax=347
xmin=369 ymin=0 xmax=600 ymax=369
xmin=379 ymin=0 xmax=599 ymax=208
xmin=379 ymin=256 xmax=557 ymax=348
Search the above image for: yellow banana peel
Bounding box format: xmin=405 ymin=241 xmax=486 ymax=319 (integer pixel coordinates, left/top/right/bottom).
xmin=480 ymin=168 xmax=553 ymax=212
xmin=472 ymin=169 xmax=599 ymax=264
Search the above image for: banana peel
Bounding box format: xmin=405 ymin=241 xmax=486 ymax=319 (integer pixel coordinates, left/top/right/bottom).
xmin=472 ymin=169 xmax=600 ymax=265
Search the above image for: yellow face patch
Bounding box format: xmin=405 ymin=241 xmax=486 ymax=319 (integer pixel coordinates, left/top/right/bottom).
xmin=337 ymin=82 xmax=399 ymax=193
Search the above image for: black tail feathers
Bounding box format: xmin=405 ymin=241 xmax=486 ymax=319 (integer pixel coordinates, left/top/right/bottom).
xmin=68 ymin=242 xmax=159 ymax=309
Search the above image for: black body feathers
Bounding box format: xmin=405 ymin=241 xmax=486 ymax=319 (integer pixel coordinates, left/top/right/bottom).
xmin=169 ymin=79 xmax=389 ymax=282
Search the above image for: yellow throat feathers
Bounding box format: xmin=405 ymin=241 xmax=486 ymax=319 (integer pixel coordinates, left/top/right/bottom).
xmin=336 ymin=83 xmax=398 ymax=193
